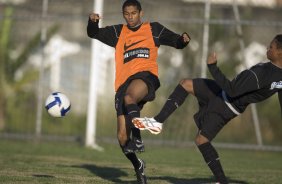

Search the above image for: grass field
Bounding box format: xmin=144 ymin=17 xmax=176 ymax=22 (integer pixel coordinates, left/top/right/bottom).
xmin=0 ymin=139 xmax=281 ymax=184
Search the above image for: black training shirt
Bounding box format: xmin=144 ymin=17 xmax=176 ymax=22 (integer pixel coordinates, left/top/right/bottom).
xmin=87 ymin=19 xmax=188 ymax=49
xmin=208 ymin=62 xmax=282 ymax=114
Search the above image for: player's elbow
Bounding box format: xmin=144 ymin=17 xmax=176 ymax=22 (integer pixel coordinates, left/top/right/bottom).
xmin=87 ymin=29 xmax=95 ymax=38
xmin=87 ymin=27 xmax=99 ymax=38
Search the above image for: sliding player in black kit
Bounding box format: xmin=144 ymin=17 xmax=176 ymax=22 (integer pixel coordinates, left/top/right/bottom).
xmin=133 ymin=34 xmax=282 ymax=184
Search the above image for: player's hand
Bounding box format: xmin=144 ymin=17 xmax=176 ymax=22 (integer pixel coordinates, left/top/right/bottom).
xmin=89 ymin=13 xmax=101 ymax=22
xmin=182 ymin=33 xmax=191 ymax=43
xmin=207 ymin=52 xmax=217 ymax=65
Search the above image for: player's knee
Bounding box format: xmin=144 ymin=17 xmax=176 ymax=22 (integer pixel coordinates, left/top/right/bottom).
xmin=195 ymin=134 xmax=209 ymax=146
xmin=179 ymin=78 xmax=193 ymax=93
xmin=124 ymin=94 xmax=136 ymax=105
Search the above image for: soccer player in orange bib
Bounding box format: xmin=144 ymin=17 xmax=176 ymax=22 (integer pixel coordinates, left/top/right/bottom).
xmin=87 ymin=0 xmax=190 ymax=183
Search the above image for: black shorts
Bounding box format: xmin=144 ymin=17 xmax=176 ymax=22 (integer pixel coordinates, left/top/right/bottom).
xmin=193 ymin=78 xmax=237 ymax=141
xmin=115 ymin=71 xmax=160 ymax=116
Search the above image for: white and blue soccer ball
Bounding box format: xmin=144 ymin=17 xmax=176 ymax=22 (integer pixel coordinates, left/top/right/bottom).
xmin=45 ymin=92 xmax=71 ymax=117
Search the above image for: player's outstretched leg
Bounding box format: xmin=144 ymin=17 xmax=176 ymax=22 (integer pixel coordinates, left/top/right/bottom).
xmin=132 ymin=82 xmax=189 ymax=134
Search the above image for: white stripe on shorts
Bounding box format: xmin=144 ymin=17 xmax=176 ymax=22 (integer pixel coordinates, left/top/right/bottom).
xmin=221 ymin=91 xmax=240 ymax=115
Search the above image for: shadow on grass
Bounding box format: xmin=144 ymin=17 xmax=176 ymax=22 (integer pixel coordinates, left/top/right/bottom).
xmin=73 ymin=164 xmax=133 ymax=183
xmin=73 ymin=164 xmax=248 ymax=184
xmin=33 ymin=174 xmax=55 ymax=178
xmin=149 ymin=176 xmax=248 ymax=184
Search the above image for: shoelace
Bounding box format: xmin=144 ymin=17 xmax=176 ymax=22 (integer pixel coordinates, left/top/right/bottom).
xmin=144 ymin=117 xmax=156 ymax=127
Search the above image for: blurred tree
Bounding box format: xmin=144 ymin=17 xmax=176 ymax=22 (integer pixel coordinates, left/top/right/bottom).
xmin=0 ymin=5 xmax=59 ymax=130
xmin=0 ymin=7 xmax=13 ymax=130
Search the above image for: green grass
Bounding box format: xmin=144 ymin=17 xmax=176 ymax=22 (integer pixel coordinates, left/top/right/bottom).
xmin=0 ymin=139 xmax=281 ymax=184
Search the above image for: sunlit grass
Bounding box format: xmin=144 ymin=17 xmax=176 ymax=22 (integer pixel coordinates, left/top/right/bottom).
xmin=0 ymin=139 xmax=281 ymax=184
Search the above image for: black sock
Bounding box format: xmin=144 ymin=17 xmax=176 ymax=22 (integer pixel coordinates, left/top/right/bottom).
xmin=121 ymin=143 xmax=140 ymax=169
xmin=154 ymin=84 xmax=188 ymax=123
xmin=125 ymin=152 xmax=140 ymax=169
xmin=125 ymin=104 xmax=141 ymax=140
xmin=198 ymin=142 xmax=228 ymax=184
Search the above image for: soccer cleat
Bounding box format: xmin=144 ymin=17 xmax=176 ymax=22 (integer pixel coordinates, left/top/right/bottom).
xmin=134 ymin=138 xmax=145 ymax=153
xmin=132 ymin=117 xmax=163 ymax=135
xmin=135 ymin=159 xmax=147 ymax=184
xmin=123 ymin=137 xmax=145 ymax=154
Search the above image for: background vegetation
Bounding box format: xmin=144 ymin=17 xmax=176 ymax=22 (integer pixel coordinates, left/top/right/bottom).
xmin=0 ymin=0 xmax=281 ymax=147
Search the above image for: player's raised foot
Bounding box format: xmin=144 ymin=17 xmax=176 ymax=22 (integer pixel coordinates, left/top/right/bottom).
xmin=132 ymin=117 xmax=163 ymax=135
xmin=135 ymin=159 xmax=147 ymax=184
xmin=123 ymin=137 xmax=145 ymax=154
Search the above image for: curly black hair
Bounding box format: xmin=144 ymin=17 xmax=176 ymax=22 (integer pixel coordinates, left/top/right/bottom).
xmin=122 ymin=0 xmax=142 ymax=12
xmin=274 ymin=34 xmax=282 ymax=49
